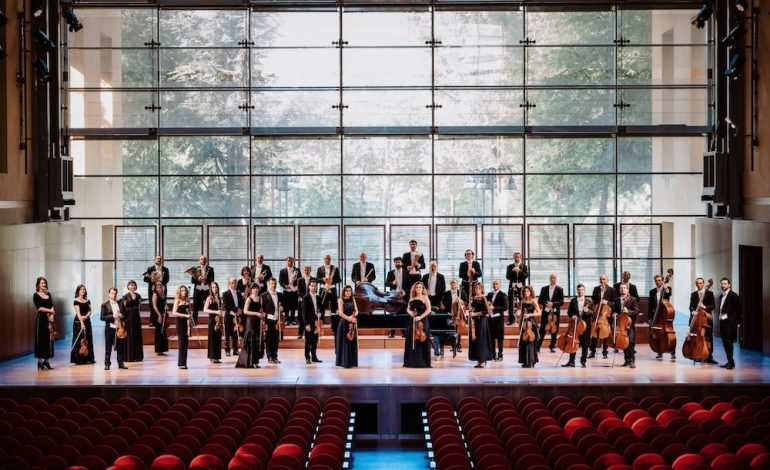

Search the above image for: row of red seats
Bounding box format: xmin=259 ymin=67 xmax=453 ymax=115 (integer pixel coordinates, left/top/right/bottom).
xmin=425 ymin=397 xmax=472 ymax=470
xmin=308 ymin=398 xmax=352 ymax=470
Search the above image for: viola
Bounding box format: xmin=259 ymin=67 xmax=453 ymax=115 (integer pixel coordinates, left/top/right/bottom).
xmin=354 ymin=283 xmax=407 ymax=314
xmin=315 ymin=318 xmax=324 ymax=337
xmin=650 ymin=269 xmax=677 ymax=355
xmin=556 ymin=315 xmax=586 ymax=354
xmin=116 ymin=318 xmax=128 ymax=340
xmin=522 ymin=319 xmax=536 ymax=343
xmin=415 ymin=319 xmax=427 ymax=343
xmin=79 ymin=338 xmax=89 ymax=356
xmin=346 ymin=319 xmax=357 ymax=341
xmin=682 ymin=278 xmax=712 ymax=361
xmin=214 ymin=313 xmax=223 ymax=333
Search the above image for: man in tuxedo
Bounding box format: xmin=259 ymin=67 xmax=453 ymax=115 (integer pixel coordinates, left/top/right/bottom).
xmin=440 ymin=279 xmax=468 ymax=354
xmin=316 ymin=255 xmax=341 ymax=315
xmin=221 ymin=277 xmax=243 ymax=356
xmin=459 ymin=249 xmax=482 ymax=300
xmin=143 ymin=254 xmax=170 ymax=302
xmin=589 ymin=274 xmax=615 ymax=359
xmin=649 ymin=274 xmax=674 ymax=360
xmin=260 ymin=278 xmax=283 ymax=364
xmin=563 ymin=284 xmax=593 ymax=368
xmin=537 ymin=273 xmax=565 ymax=353
xmin=252 ymin=254 xmax=272 ymax=291
xmin=689 ymin=277 xmax=717 ymax=365
xmin=351 ymin=252 xmax=376 ymax=286
xmin=101 ymin=287 xmax=127 ymax=371
xmin=487 ymin=279 xmax=509 ymax=361
xmin=296 ymin=265 xmax=316 ymax=340
xmin=386 ymin=257 xmax=411 ymax=338
xmin=278 ymin=257 xmax=300 ymax=326
xmin=191 ymin=255 xmax=214 ymax=323
xmin=505 ymin=252 xmax=528 ymax=325
xmin=717 ymin=277 xmax=741 ymax=370
xmin=614 ymin=283 xmax=640 ymax=368
xmin=422 ymin=260 xmax=446 ymax=311
xmin=613 ymin=271 xmax=640 ymax=301
xmin=302 ymin=280 xmax=323 ymax=364
xmin=403 ymin=240 xmax=426 ymax=287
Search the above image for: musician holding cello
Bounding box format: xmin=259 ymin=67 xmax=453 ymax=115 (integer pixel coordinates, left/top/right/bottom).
xmin=649 ymin=274 xmax=675 ymax=360
xmin=589 ymin=274 xmax=615 ymax=359
xmin=688 ymin=277 xmax=717 ymax=365
xmin=613 ymin=283 xmax=639 ymax=368
xmin=561 ymin=284 xmax=593 ymax=368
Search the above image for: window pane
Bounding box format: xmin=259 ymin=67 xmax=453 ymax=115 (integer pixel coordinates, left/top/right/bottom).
xmin=527 ymin=11 xmax=614 ymax=45
xmin=620 ymin=174 xmax=704 ymax=216
xmin=620 ymin=88 xmax=708 ymax=126
xmin=527 ymin=46 xmax=614 ymax=86
xmin=619 ymin=46 xmax=708 ymax=86
xmin=251 ymin=91 xmax=339 ymax=128
xmin=72 ymin=140 xmax=158 ymax=177
xmin=436 ymin=46 xmax=523 ymax=86
xmin=161 ymin=91 xmax=247 ymax=128
xmin=343 ymin=175 xmax=431 ymax=217
xmin=527 ymin=89 xmax=615 ymax=126
xmin=160 ymin=176 xmax=249 ymax=217
xmin=435 ymin=90 xmax=524 ymax=127
xmin=526 ymin=175 xmax=615 ymax=216
xmin=344 ymin=11 xmax=430 ymax=46
xmin=434 ymin=137 xmax=523 ymax=173
xmin=344 ymin=48 xmax=431 ymax=87
xmin=253 ymin=138 xmax=341 ymax=174
xmin=159 ymin=10 xmax=246 ymax=47
xmin=618 ymin=137 xmax=704 ymax=173
xmin=344 ymin=90 xmax=431 ymax=127
xmin=252 ymin=176 xmax=340 ymax=218
xmin=435 ymin=10 xmax=523 ymax=46
xmin=69 ymin=91 xmax=156 ymax=128
xmin=620 ymin=10 xmax=708 ymax=45
xmin=253 ymin=48 xmax=338 ymax=87
xmin=526 ymin=138 xmax=614 ymax=173
xmin=68 ymin=49 xmax=155 ymax=88
xmin=434 ymin=175 xmax=523 ymax=217
xmin=67 ymin=9 xmax=157 ymax=48
xmin=344 ymin=137 xmax=430 ymax=174
xmin=72 ymin=176 xmax=159 ymax=218
xmin=251 ymin=12 xmax=338 ymax=47
xmin=161 ymin=49 xmax=247 ymax=87
xmin=160 ymin=137 xmax=250 ymax=175
xmin=208 ymin=226 xmax=249 ymax=263
xmin=617 ymin=174 xmax=652 ymax=216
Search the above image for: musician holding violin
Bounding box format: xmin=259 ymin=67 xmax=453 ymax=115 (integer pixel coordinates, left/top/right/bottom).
xmin=203 ymin=281 xmax=224 ymax=365
xmin=518 ymin=285 xmax=541 ymax=368
xmin=537 ymin=273 xmax=565 ymax=354
xmin=468 ymin=282 xmax=494 ymax=368
xmin=649 ymin=273 xmax=675 ymax=360
xmin=404 ymin=282 xmax=433 ymax=368
xmin=459 ymin=249 xmax=482 ymax=300
xmin=335 ymin=285 xmax=359 ymax=369
xmin=122 ymin=280 xmax=143 ymax=363
xmin=505 ymin=252 xmax=528 ymax=325
xmin=687 ymin=277 xmax=717 ymax=364
xmin=150 ymin=282 xmax=169 ymax=356
xmin=486 ymin=280 xmax=509 ymax=362
xmin=223 ymin=277 xmax=244 ymax=357
xmin=100 ymin=287 xmax=128 ymax=371
xmin=33 ymin=277 xmax=56 ymax=371
xmin=561 ymin=284 xmax=593 ymax=368
xmin=403 ymin=240 xmax=426 ymax=286
xmin=589 ymin=274 xmax=615 ymax=359
xmin=235 ymin=283 xmax=263 ymax=369
xmin=236 ymin=267 xmax=253 ymax=298
xmin=613 ymin=283 xmax=639 ymax=368
xmin=302 ymin=280 xmax=323 ymax=364
xmin=71 ymin=285 xmax=95 ymax=365
xmin=279 ymin=257 xmax=301 ymax=327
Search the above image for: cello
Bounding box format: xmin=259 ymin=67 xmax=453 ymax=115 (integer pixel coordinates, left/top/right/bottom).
xmin=682 ymin=278 xmax=713 ymax=361
xmin=354 ymin=283 xmax=407 ymax=314
xmin=610 ymin=295 xmax=631 ymax=352
xmin=649 ymin=269 xmax=676 ymax=356
xmin=556 ymin=315 xmax=586 ymax=355
xmin=591 ymin=301 xmax=611 ymax=340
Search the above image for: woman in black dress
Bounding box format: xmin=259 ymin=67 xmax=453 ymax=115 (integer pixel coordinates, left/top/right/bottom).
xmin=150 ymin=283 xmax=169 ymax=356
xmin=71 ymin=285 xmax=95 ymax=365
xmin=236 ymin=267 xmax=252 ymax=297
xmin=122 ymin=280 xmax=144 ymax=362
xmin=171 ymin=285 xmax=192 ymax=369
xmin=236 ymin=284 xmax=263 ymax=369
xmin=33 ymin=277 xmax=55 ymax=370
xmin=468 ymin=282 xmax=494 ymax=368
xmin=204 ymin=281 xmax=223 ymax=364
xmin=335 ymin=285 xmax=358 ymax=369
xmin=404 ymin=282 xmax=432 ymax=368
xmin=518 ymin=285 xmax=541 ymax=368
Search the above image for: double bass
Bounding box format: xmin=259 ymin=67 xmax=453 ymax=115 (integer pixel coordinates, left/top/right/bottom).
xmin=682 ymin=278 xmax=713 ymax=361
xmin=354 ymin=282 xmax=407 ymax=314
xmin=650 ymin=269 xmax=676 ymax=355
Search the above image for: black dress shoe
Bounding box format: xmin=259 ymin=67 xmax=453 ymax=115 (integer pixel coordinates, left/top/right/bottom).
xmin=306 ymin=359 xmax=312 ymax=364
xmin=725 ymin=364 xmax=735 ymax=370
xmin=225 ymin=352 xmax=231 ymax=357
xmin=704 ymin=358 xmax=718 ymax=364
xmin=179 ymin=365 xmax=188 ymax=369
xmin=104 ymin=365 xmax=110 ymax=370
xmin=580 ymin=363 xmax=586 ymax=368
xmin=211 ymin=360 xmax=221 ymax=364
xmin=118 ymin=364 xmax=128 ymax=369
xmin=656 ymin=353 xmax=663 ymax=359
xmin=587 ymin=352 xmax=596 ymax=359
xmin=561 ymin=362 xmax=575 ymax=368
xmin=630 ymin=363 xmax=636 ymax=369
xmin=233 ymin=351 xmax=239 ymax=356
xmin=42 ymin=360 xmax=54 ymax=370
xmin=550 ymin=348 xmax=555 ymax=353
xmin=253 ymin=364 xmax=261 ymax=369
xmin=312 ymin=358 xmax=323 ymax=363
xmin=602 ymin=352 xmax=608 ymax=359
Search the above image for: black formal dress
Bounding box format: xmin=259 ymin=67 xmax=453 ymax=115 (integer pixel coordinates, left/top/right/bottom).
xmin=468 ymin=296 xmax=493 ymax=364
xmin=518 ymin=302 xmax=540 ymax=367
xmin=335 ymin=299 xmax=358 ymax=368
xmin=33 ymin=293 xmax=55 ymax=360
xmin=175 ymin=302 xmax=190 ymax=367
xmin=404 ymin=299 xmax=431 ymax=368
xmin=122 ymin=293 xmax=143 ymax=362
xmin=236 ymin=297 xmax=262 ymax=368
xmin=70 ymin=300 xmax=95 ymax=364
xmin=152 ymin=293 xmax=169 ymax=355
xmin=206 ymin=298 xmax=222 ymax=361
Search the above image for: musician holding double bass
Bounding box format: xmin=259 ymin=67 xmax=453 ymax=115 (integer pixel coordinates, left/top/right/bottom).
xmin=562 ymin=284 xmax=593 ymax=368
xmin=689 ymin=277 xmax=717 ymax=365
xmin=506 ymin=252 xmax=528 ymax=325
xmin=143 ymin=255 xmax=170 ymax=302
xmin=589 ymin=274 xmax=615 ymax=359
xmin=649 ymin=274 xmax=674 ymax=360
xmin=613 ymin=283 xmax=639 ymax=368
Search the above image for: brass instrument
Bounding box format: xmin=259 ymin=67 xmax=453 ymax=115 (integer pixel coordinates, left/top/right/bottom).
xmin=408 ymin=251 xmax=421 ymax=275
xmin=145 ymin=266 xmax=162 ymax=285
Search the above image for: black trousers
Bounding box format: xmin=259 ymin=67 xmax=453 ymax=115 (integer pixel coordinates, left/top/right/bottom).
xmin=224 ymin=312 xmax=239 ymax=354
xmin=623 ymin=322 xmax=637 ymax=363
xmin=305 ymin=327 xmax=319 ymax=360
xmin=537 ymin=310 xmax=559 ymax=351
xmin=176 ymin=317 xmax=188 ymax=367
xmin=489 ymin=315 xmax=505 ymax=355
xmin=590 ymin=337 xmax=609 ymax=355
xmin=266 ymin=320 xmax=280 ymax=361
xmin=721 ymin=324 xmax=736 ymax=365
xmin=283 ymin=291 xmax=298 ymax=322
xmin=320 ymin=288 xmax=337 ymax=313
xmin=507 ymin=287 xmax=521 ymax=324
xmin=296 ymin=299 xmax=305 ymax=338
xmin=569 ymin=318 xmax=592 ymax=365
xmin=104 ymin=327 xmax=126 ymax=366
xmin=192 ymin=289 xmax=207 ymax=322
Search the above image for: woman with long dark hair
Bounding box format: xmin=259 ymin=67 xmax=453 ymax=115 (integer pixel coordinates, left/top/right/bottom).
xmin=33 ymin=277 xmax=55 ymax=370
xmin=204 ymin=281 xmax=223 ymax=364
xmin=71 ymin=285 xmax=95 ymax=365
xmin=468 ymin=282 xmax=494 ymax=368
xmin=518 ymin=285 xmax=541 ymax=368
xmin=236 ymin=283 xmax=263 ymax=369
xmin=404 ymin=282 xmax=432 ymax=368
xmin=335 ymin=285 xmax=358 ymax=369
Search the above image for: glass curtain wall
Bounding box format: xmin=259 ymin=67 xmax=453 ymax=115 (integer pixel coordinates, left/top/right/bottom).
xmin=66 ymin=5 xmax=708 ymax=312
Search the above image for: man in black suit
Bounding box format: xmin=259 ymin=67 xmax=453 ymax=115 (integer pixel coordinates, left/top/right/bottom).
xmin=221 ymin=277 xmax=243 ymax=357
xmin=278 ymin=257 xmax=300 ymax=326
xmin=614 ymin=283 xmax=640 ymax=368
xmin=422 ymin=260 xmax=446 ymax=311
xmin=487 ymin=279 xmax=509 ymax=361
xmin=649 ymin=274 xmax=674 ymax=360
xmin=296 ymin=265 xmax=316 ymax=340
xmin=613 ymin=271 xmax=640 ymax=302
xmin=403 ymin=240 xmax=426 ymax=287
xmin=317 ymin=254 xmax=341 ymax=314
xmin=505 ymin=252 xmax=528 ymax=325
xmin=351 ymin=252 xmax=376 ymax=286
xmin=537 ymin=273 xmax=565 ymax=353
xmin=251 ymin=254 xmax=272 ymax=291
xmin=563 ymin=284 xmax=593 ymax=368
xmin=459 ymin=249 xmax=482 ymax=300
xmin=143 ymin=254 xmax=170 ymax=302
xmin=717 ymin=277 xmax=741 ymax=370
xmin=100 ymin=287 xmax=128 ymax=370
xmin=440 ymin=279 xmax=468 ymax=353
xmin=590 ymin=274 xmax=615 ymax=359
xmin=191 ymin=255 xmax=214 ymax=323
xmin=302 ymin=280 xmax=323 ymax=364
xmin=689 ymin=277 xmax=717 ymax=364
xmin=261 ymin=278 xmax=283 ymax=364
xmin=386 ymin=257 xmax=410 ymax=338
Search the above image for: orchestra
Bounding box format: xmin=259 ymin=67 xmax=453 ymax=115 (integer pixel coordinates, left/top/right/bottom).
xmin=32 ymin=248 xmax=742 ymax=375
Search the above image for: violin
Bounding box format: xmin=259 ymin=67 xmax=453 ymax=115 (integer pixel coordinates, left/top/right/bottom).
xmin=650 ymin=269 xmax=677 ymax=355
xmin=79 ymin=338 xmax=89 ymax=356
xmin=546 ymin=309 xmax=558 ymax=335
xmin=116 ymin=316 xmax=128 ymax=340
xmin=48 ymin=313 xmax=59 ymax=341
xmin=682 ymin=278 xmax=712 ymax=361
xmin=214 ymin=313 xmax=223 ymax=333
xmin=346 ymin=318 xmax=357 ymax=341
xmin=415 ymin=318 xmax=427 ymax=343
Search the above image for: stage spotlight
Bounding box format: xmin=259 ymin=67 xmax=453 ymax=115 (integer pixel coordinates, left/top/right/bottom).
xmin=735 ymin=0 xmax=747 ymax=12
xmin=721 ymin=24 xmax=746 ymax=47
xmin=691 ymin=2 xmax=712 ymax=29
xmin=31 ymin=0 xmax=45 ymax=18
xmin=62 ymin=7 xmax=83 ymax=32
xmin=32 ymin=27 xmax=56 ymax=52
xmin=1 ymin=8 xmax=8 ymax=27
xmin=32 ymin=57 xmax=51 ymax=83
xmin=724 ymin=52 xmax=745 ymax=78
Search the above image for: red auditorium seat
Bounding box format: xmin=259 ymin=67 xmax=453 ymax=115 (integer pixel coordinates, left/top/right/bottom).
xmin=476 ymin=453 xmax=510 ymax=469
xmin=547 ymin=396 xmax=574 ymax=413
xmin=660 ymin=443 xmax=690 ymax=463
xmin=634 ymin=453 xmax=667 ymax=470
xmin=114 ymin=453 xmax=148 ymax=470
xmin=623 ymin=409 xmax=651 ymax=428
xmin=542 ymin=433 xmax=571 ymax=451
xmin=631 ymin=417 xmax=657 ymax=437
xmin=746 ymin=424 xmax=769 ymax=442
xmin=646 ymin=403 xmax=672 ymax=420
xmin=230 ymin=405 xmax=258 ymax=422
xmin=598 ymin=417 xmax=627 ymax=437
xmin=639 ymin=425 xmax=668 ymax=445
xmin=233 ymin=396 xmax=259 ymax=410
xmin=617 ymin=402 xmax=641 ymax=419
xmin=593 ymin=410 xmax=621 ymax=429
xmin=621 ymin=440 xmax=653 ymax=462
xmin=516 ymin=396 xmax=545 ymax=412
xmin=2 ymin=455 xmax=30 ymax=470
xmin=736 ymin=443 xmax=766 ymax=463
xmin=577 ymin=396 xmax=603 ymax=409
xmin=189 ymin=453 xmax=226 ymax=470
xmin=670 ymin=453 xmax=705 ymax=470
xmin=650 ymin=434 xmax=679 ymax=454
xmin=88 ymin=443 xmax=121 ymax=464
xmin=698 ymin=442 xmax=730 ymax=462
xmin=557 ymin=408 xmax=584 ymax=426
xmin=723 ymin=433 xmax=750 ymax=452
xmin=73 ymin=454 xmax=109 ymax=470
xmin=593 ymin=452 xmax=627 ymax=470
xmin=731 ymin=396 xmax=754 ymax=410
xmin=25 ymin=397 xmax=48 ymax=410
xmin=512 ymin=452 xmax=550 ymax=470
xmin=267 ymin=454 xmax=304 ymax=470
xmin=264 ymin=397 xmax=291 ymax=415
xmin=751 ymin=453 xmax=770 ymax=469
xmin=684 ymin=433 xmax=716 ymax=452
xmin=162 ymin=443 xmax=194 ymax=465
xmin=639 ymin=397 xmax=664 ymax=410
xmin=565 ymin=464 xmax=593 ymax=470
xmin=152 ymin=454 xmax=186 ymax=470
xmin=228 ymin=453 xmax=263 ymax=470
xmin=655 ymin=409 xmax=681 ymax=427
xmin=109 ymin=404 xmax=133 ymax=421
xmin=678 ymin=402 xmax=703 ymax=418
xmin=710 ymin=452 xmax=747 ymax=470
xmin=50 ymin=443 xmax=82 ymax=464
xmin=672 ymin=425 xmax=700 ymax=443
xmin=585 ymin=402 xmax=612 ymax=419
xmin=0 ymin=397 xmax=18 ymax=411
xmin=487 ymin=396 xmax=513 ymax=411
xmin=34 ymin=434 xmax=58 ymax=453
xmin=608 ymin=396 xmax=634 ymax=411
xmin=33 ymin=454 xmax=69 ymax=470
xmin=200 ymin=442 xmax=233 ymax=463
xmin=570 ymin=426 xmax=599 ymax=448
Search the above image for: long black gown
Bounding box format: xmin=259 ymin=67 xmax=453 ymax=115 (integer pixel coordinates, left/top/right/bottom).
xmin=207 ymin=298 xmax=222 ymax=361
xmin=236 ymin=297 xmax=263 ymax=368
xmin=404 ymin=299 xmax=431 ymax=368
xmin=335 ymin=299 xmax=358 ymax=368
xmin=468 ymin=296 xmax=494 ymax=363
xmin=122 ymin=293 xmax=144 ymax=362
xmin=152 ymin=293 xmax=169 ymax=354
xmin=70 ymin=299 xmax=95 ymax=364
xmin=518 ymin=301 xmax=540 ymax=367
xmin=33 ymin=293 xmax=54 ymax=360
xmin=176 ymin=302 xmax=190 ymax=367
